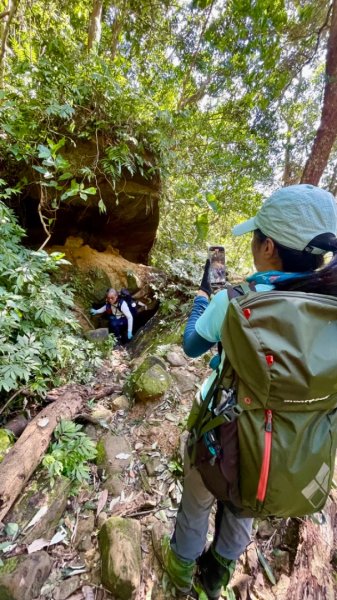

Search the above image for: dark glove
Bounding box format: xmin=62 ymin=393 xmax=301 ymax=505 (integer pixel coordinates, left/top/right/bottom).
xmin=199 ymin=259 xmax=212 ymax=297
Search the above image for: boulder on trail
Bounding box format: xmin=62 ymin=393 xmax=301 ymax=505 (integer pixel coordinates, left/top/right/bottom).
xmin=96 ymin=433 xmax=132 ymax=496
xmin=0 ymin=551 xmax=51 ymax=600
xmin=99 ymin=516 xmax=141 ymax=599
xmin=129 ymin=355 xmax=173 ymax=402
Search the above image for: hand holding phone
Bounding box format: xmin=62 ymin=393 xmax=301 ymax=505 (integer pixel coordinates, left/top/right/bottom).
xmin=208 ymin=245 xmax=226 ymax=288
xmin=199 ymin=259 xmax=212 ymax=297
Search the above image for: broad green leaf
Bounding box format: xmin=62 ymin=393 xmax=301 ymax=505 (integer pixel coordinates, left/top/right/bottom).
xmin=195 ymin=213 xmax=209 ymax=241
xmin=4 ymin=522 xmax=19 ymax=540
xmin=32 ymin=165 xmax=48 ymax=175
xmin=0 ymin=541 xmax=15 ymax=552
xmin=37 ymin=145 xmax=51 ymax=159
xmin=256 ymin=547 xmax=276 ymax=585
xmin=47 ymin=137 xmax=66 ymax=157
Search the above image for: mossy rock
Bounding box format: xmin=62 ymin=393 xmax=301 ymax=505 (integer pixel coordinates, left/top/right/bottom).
xmin=6 ymin=473 xmax=71 ymax=543
xmin=52 ymin=263 xmax=111 ymax=315
xmin=95 ymin=438 xmax=107 ymax=465
xmin=72 ymin=266 xmax=111 ymax=306
xmin=0 ymin=429 xmax=13 ymax=463
xmin=129 ymin=355 xmax=172 ymax=402
xmin=84 ymin=327 xmax=110 ymax=342
xmin=0 ymin=552 xmax=51 ymax=600
xmin=130 ymin=312 xmax=184 ymax=358
xmin=0 ymin=556 xmax=19 ymax=577
xmin=125 ymin=270 xmax=141 ymax=293
xmin=0 ymin=587 xmax=12 ymax=600
xmin=99 ymin=517 xmax=141 ymax=599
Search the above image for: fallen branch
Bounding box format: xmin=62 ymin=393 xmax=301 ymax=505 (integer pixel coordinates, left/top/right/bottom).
xmin=111 ymin=492 xmax=158 ymax=518
xmin=71 ymin=306 xmax=95 ymax=329
xmin=0 ymin=384 xmax=89 ymax=523
xmin=90 ymin=386 xmax=120 ymax=401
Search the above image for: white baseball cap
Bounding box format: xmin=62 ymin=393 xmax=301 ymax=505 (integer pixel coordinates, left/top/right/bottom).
xmin=232 ymin=184 xmax=337 ymax=253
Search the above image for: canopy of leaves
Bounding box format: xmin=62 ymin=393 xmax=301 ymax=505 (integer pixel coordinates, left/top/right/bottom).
xmin=0 ymin=0 xmax=334 ymax=271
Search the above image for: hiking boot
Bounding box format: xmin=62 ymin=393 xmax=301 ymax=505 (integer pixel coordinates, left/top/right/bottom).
xmin=152 ymin=525 xmax=196 ymax=594
xmin=196 ymin=546 xmax=236 ymax=600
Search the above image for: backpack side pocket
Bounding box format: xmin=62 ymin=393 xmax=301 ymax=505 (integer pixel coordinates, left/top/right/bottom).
xmin=191 ymin=420 xmax=241 ymax=507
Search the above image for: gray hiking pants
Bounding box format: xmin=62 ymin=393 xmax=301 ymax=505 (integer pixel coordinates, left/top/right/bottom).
xmin=171 ymin=447 xmax=253 ymax=562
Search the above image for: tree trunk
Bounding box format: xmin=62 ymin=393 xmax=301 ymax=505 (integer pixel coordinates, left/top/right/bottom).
xmin=283 ymin=130 xmax=293 ymax=186
xmin=0 ymin=384 xmax=89 ymax=523
xmin=328 ymin=160 xmax=337 ymax=195
xmin=177 ymin=1 xmax=215 ymax=111
xmin=88 ymin=0 xmax=103 ymax=51
xmin=301 ymin=0 xmax=337 ymax=185
xmin=0 ymin=0 xmax=19 ymax=84
xmin=287 ymin=494 xmax=337 ymax=599
xmin=111 ymin=12 xmax=123 ymax=61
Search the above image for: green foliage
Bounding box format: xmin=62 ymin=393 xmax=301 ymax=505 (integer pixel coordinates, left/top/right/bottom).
xmin=0 ymin=200 xmax=113 ymax=402
xmin=151 ymin=186 xmax=255 ymax=284
xmin=168 ymin=457 xmax=183 ymax=478
xmin=102 ymin=143 xmax=137 ymax=181
xmin=159 ymin=297 xmax=181 ymax=316
xmin=42 ymin=419 xmax=97 ymax=485
xmin=0 ymin=0 xmax=333 ymax=279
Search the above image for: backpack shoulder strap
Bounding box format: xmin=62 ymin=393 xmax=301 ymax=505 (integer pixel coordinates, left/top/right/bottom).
xmin=218 ymin=282 xmax=256 ymax=354
xmin=117 ymin=295 xmax=126 ymax=311
xmin=226 ymin=282 xmax=256 ymax=301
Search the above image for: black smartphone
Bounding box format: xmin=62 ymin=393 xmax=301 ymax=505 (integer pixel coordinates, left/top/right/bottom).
xmin=208 ymin=245 xmax=226 ymax=287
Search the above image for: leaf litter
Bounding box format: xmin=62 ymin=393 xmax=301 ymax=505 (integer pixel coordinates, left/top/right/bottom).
xmin=0 ymin=345 xmax=300 ymax=599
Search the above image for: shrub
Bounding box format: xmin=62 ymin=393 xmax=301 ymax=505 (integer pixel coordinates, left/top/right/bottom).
xmin=42 ymin=420 xmax=97 ymax=485
xmin=0 ymin=200 xmax=113 ymax=403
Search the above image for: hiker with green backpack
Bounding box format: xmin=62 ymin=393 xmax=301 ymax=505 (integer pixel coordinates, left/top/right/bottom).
xmin=153 ymin=184 xmax=337 ymax=599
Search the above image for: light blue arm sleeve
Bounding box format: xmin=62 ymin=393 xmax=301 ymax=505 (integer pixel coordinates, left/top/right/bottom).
xmin=194 ymin=284 xmax=273 ymax=343
xmin=195 ymin=289 xmax=230 ymax=343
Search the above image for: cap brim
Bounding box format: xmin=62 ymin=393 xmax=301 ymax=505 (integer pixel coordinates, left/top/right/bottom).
xmin=232 ymin=217 xmax=256 ymax=236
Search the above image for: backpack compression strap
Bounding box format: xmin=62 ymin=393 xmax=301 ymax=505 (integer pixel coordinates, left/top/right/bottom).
xmin=188 ymin=282 xmax=256 ymax=465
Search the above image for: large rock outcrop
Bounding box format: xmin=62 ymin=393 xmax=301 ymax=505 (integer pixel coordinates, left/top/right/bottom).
xmin=11 ymin=138 xmax=161 ymax=264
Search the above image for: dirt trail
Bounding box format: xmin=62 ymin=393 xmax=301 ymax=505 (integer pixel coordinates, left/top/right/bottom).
xmin=1 ymin=343 xmax=336 ymax=600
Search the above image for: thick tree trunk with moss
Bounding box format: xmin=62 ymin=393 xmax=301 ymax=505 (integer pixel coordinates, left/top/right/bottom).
xmin=88 ymin=0 xmax=103 ymax=51
xmin=301 ymin=0 xmax=337 ymax=185
xmin=0 ymin=384 xmax=89 ymax=523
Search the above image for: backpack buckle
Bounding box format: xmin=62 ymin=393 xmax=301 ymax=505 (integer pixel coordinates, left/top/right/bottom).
xmin=221 ymin=404 xmax=242 ymax=423
xmin=214 ymin=388 xmax=242 ymax=422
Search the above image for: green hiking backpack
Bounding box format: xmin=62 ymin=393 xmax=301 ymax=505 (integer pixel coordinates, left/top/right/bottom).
xmin=188 ymin=287 xmax=337 ymax=518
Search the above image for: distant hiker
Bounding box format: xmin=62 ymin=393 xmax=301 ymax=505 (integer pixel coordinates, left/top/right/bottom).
xmin=154 ymin=184 xmax=337 ymax=599
xmin=90 ymin=288 xmax=134 ymax=343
